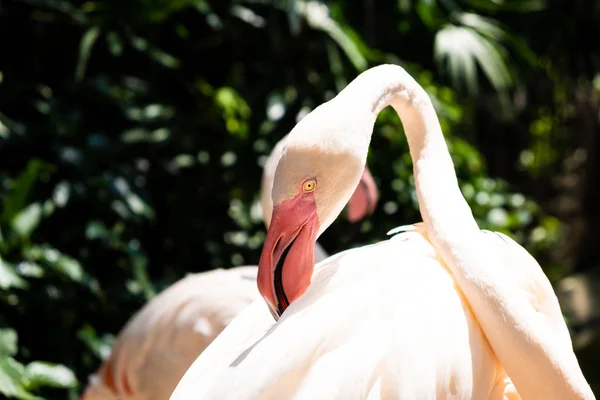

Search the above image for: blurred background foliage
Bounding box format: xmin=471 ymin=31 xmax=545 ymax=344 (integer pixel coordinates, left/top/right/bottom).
xmin=0 ymin=0 xmax=599 ymax=398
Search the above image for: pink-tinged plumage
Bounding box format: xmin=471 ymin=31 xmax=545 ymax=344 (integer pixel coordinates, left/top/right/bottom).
xmin=171 ymin=64 xmax=593 ymax=400
xmin=81 ymin=132 xmax=378 ymax=400
xmin=171 ymin=225 xmax=518 ymax=399
xmin=81 ymin=267 xmax=260 ymax=400
xmin=347 ymin=165 xmax=378 ymax=223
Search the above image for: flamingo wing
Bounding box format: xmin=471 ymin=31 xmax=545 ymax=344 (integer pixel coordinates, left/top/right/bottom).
xmin=171 ymin=230 xmax=507 ymax=400
xmin=83 ymin=267 xmax=261 ymax=400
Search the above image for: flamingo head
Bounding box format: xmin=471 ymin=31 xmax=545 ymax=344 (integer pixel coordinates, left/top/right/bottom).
xmin=261 ymin=135 xmax=378 ymax=228
xmin=257 ymin=101 xmax=373 ymax=318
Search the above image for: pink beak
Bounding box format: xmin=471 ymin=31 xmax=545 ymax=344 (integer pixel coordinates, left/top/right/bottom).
xmin=257 ymin=166 xmax=377 ymax=318
xmin=257 ymin=192 xmax=320 ymax=318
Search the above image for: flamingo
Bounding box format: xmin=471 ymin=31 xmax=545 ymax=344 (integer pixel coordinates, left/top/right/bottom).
xmin=80 ymin=134 xmax=379 ymax=400
xmin=170 ymin=64 xmax=594 ymax=400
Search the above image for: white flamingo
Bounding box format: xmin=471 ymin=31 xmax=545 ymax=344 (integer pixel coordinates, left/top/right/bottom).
xmin=170 ymin=64 xmax=594 ymax=400
xmin=80 ymin=134 xmax=379 ymax=400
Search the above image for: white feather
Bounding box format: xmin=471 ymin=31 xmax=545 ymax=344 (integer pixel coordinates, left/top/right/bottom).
xmin=171 ymin=230 xmax=514 ymax=400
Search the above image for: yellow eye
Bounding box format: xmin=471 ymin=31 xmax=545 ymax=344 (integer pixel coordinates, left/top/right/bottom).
xmin=302 ymin=179 xmax=316 ymax=192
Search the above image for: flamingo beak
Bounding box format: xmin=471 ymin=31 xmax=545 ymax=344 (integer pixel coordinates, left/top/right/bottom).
xmin=347 ymin=165 xmax=379 ymax=223
xmin=257 ymin=193 xmax=319 ymax=318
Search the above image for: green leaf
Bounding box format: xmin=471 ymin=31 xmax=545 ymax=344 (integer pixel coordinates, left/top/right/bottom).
xmin=24 ymin=362 xmax=78 ymax=390
xmin=326 ymin=41 xmax=346 ymax=92
xmin=416 ymin=0 xmax=437 ymax=27
xmin=121 ymin=128 xmax=171 ymax=143
xmin=128 ymin=243 xmax=155 ymax=300
xmin=230 ymin=5 xmax=266 ymax=28
xmin=298 ymin=1 xmax=367 ymax=71
xmin=462 ymin=0 xmax=546 ymax=12
xmin=129 ymin=36 xmax=181 ymax=68
xmin=14 ymin=262 xmax=44 ymax=279
xmin=0 ymin=329 xmax=18 ymax=357
xmin=110 ymin=177 xmax=155 ymax=219
xmin=11 ymin=203 xmax=42 ymax=239
xmin=22 ymin=246 xmax=101 ymax=295
xmin=0 ymin=357 xmax=34 ymax=400
xmin=54 ymin=256 xmax=84 ymax=283
xmin=286 ymin=0 xmax=302 ymax=35
xmin=0 ymin=117 xmax=8 ymax=139
xmin=52 ymin=182 xmax=71 ymax=208
xmin=2 ymin=160 xmax=45 ymax=224
xmin=136 ymin=0 xmax=200 ymax=22
xmin=106 ymin=32 xmax=124 ymax=56
xmin=214 ymin=87 xmax=251 ymax=139
xmin=75 ymin=26 xmax=101 ymax=82
xmin=77 ymin=326 xmax=114 ymax=361
xmin=0 ymin=112 xmax=26 ymax=137
xmin=84 ymin=221 xmax=110 ymax=241
xmin=397 ymin=0 xmax=411 ymax=13
xmin=0 ymin=259 xmax=28 ymax=290
xmin=23 ymin=246 xmax=83 ymax=283
xmin=24 ymin=0 xmax=87 ymax=23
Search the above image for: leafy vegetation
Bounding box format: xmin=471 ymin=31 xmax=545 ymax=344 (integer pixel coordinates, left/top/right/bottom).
xmin=0 ymin=0 xmax=598 ymax=397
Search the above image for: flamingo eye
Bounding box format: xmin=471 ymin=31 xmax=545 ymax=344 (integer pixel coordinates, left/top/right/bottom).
xmin=302 ymin=179 xmax=316 ymax=192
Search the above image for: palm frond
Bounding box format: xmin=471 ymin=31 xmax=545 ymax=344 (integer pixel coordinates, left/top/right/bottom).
xmin=434 ymin=15 xmax=513 ymax=95
xmin=457 ymin=12 xmax=537 ymax=66
xmin=453 ymin=12 xmax=506 ymax=40
xmin=296 ymin=1 xmax=368 ymax=71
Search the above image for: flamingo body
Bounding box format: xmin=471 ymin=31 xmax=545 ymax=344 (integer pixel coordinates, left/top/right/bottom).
xmin=171 ymin=64 xmax=592 ymax=400
xmin=170 ymin=226 xmax=518 ymax=399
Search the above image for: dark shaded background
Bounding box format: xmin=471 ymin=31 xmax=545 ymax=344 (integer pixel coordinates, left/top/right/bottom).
xmin=0 ymin=0 xmax=599 ymax=398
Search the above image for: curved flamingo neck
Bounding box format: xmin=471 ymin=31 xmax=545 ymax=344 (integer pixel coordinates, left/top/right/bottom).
xmin=343 ymin=64 xmax=592 ymax=399
xmin=274 ymin=64 xmax=590 ymax=398
xmin=336 ymin=65 xmax=479 ymax=244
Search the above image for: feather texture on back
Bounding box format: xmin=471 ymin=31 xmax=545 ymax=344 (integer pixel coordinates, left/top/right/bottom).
xmin=170 ymin=226 xmax=520 ymax=400
xmin=82 ymin=267 xmax=261 ymax=400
